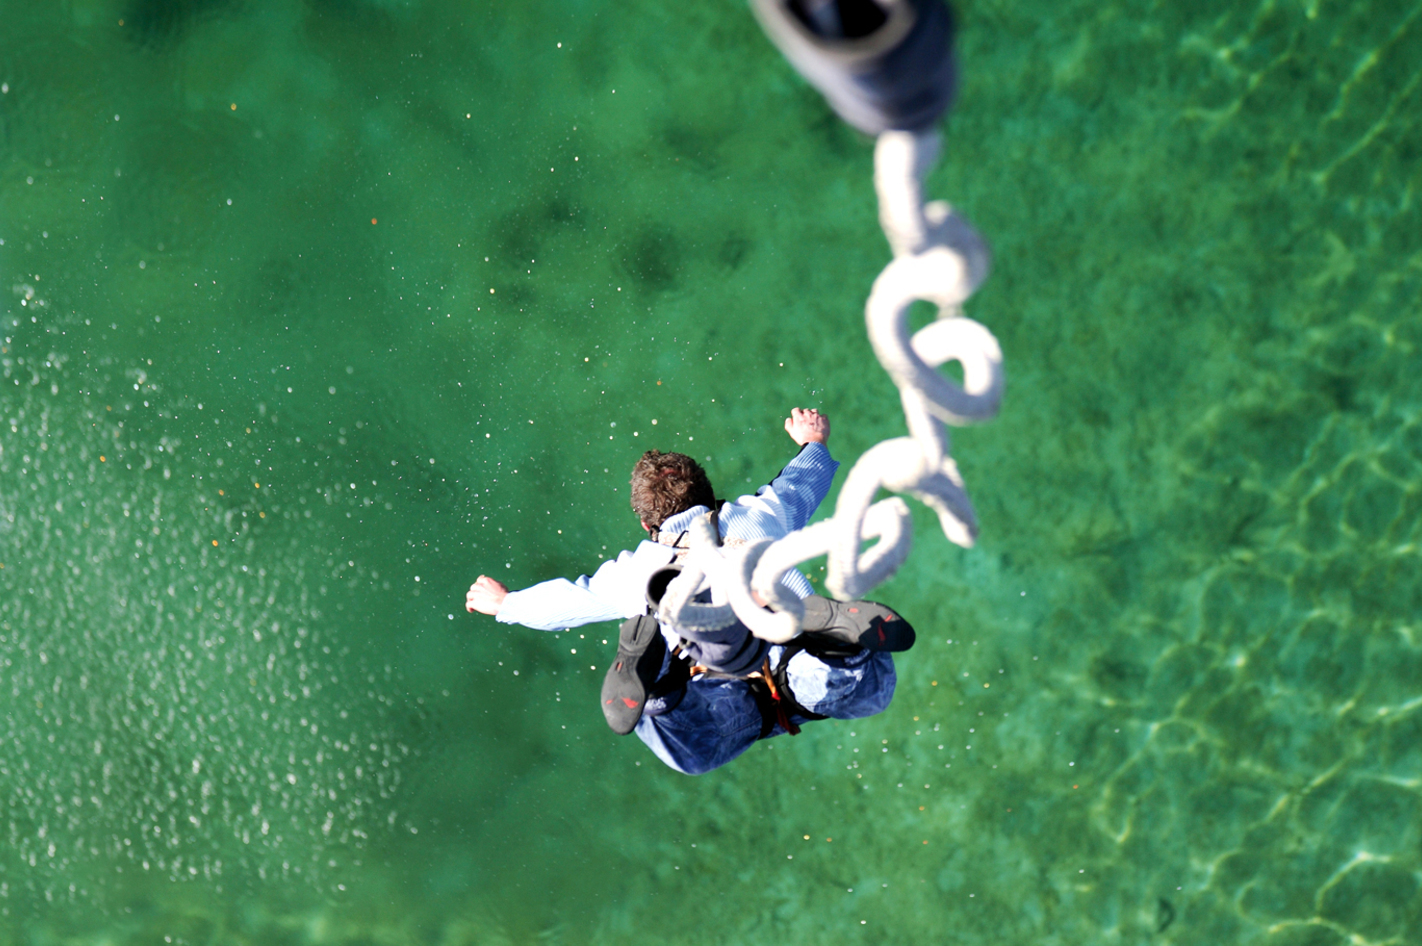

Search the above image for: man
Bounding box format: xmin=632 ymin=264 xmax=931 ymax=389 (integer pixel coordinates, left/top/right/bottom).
xmin=465 ymin=408 xmax=914 ymax=775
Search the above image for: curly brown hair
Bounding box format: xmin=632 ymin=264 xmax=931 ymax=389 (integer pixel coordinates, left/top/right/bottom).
xmin=630 ymin=450 xmax=716 ymax=529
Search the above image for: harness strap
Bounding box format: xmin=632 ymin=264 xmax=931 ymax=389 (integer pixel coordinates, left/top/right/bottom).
xmin=652 ymin=506 xmax=749 ymax=563
xmin=758 ymin=654 xmax=801 ymax=735
xmin=764 ymin=645 xmax=829 ymax=735
xmin=694 ymin=637 xmax=829 ymax=738
xmin=651 ymin=505 xmax=722 ymax=549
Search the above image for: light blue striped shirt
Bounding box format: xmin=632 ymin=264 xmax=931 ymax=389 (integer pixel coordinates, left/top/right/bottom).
xmin=498 ymin=443 xmax=840 ymax=631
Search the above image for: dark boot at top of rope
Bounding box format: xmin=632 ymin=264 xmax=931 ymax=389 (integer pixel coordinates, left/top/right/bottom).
xmin=750 ymin=0 xmax=957 ymax=135
xmin=601 ymin=615 xmax=668 ymax=735
xmin=799 ymin=595 xmax=915 ymax=652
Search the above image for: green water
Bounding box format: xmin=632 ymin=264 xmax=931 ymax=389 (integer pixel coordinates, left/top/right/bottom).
xmin=2 ymin=0 xmax=1420 ymax=942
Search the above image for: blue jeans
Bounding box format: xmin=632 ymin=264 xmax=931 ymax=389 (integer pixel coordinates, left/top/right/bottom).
xmin=633 ymin=645 xmax=897 ymax=775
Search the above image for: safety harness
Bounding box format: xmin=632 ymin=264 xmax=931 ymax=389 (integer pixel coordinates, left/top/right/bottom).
xmin=642 ymin=506 xmax=830 ymax=738
xmin=638 ymin=635 xmax=834 ymax=738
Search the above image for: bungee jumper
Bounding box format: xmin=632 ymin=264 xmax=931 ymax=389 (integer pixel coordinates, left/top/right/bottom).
xmin=465 ymin=409 xmax=917 ymax=775
xmin=464 ymin=0 xmax=1001 ymax=772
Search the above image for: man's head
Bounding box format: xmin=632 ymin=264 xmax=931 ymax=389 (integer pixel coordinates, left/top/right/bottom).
xmin=630 ymin=450 xmax=716 ymax=531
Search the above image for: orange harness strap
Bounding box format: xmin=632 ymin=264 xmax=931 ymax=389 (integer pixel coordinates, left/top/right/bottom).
xmin=690 ymin=651 xmax=819 ymax=737
xmin=757 ymin=655 xmax=801 ymax=735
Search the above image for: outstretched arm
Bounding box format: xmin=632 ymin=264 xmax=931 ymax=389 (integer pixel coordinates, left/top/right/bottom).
xmin=723 ymin=408 xmax=840 ymax=536
xmin=464 ymin=540 xmax=677 ymax=631
xmin=466 ymin=571 xmax=632 ymax=630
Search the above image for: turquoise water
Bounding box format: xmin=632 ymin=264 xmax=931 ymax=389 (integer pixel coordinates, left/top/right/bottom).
xmin=3 ymin=0 xmax=1421 ymax=942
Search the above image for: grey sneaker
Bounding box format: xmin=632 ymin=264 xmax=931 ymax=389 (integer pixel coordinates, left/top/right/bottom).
xmin=600 ymin=615 xmax=667 ymax=735
xmin=800 ymin=595 xmax=915 ymax=652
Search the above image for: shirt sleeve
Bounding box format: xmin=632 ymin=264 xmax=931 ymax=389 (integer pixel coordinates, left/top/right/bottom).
xmin=496 ymin=541 xmax=675 ymax=631
xmin=726 ymin=442 xmax=840 ymax=537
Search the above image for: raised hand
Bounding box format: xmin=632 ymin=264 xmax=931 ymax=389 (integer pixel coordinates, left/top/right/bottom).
xmin=785 ymin=407 xmax=830 ymax=446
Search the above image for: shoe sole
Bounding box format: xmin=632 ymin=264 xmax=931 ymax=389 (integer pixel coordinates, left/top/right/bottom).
xmin=601 ymin=615 xmax=665 ymax=735
xmin=801 ymin=596 xmax=915 ymax=653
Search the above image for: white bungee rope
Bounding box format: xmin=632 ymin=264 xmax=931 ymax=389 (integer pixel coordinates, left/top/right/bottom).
xmin=659 ymin=129 xmax=1003 ymax=644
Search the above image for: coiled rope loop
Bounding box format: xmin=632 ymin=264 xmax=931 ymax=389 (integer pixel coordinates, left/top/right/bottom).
xmin=659 ymin=129 xmax=1003 ymax=644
